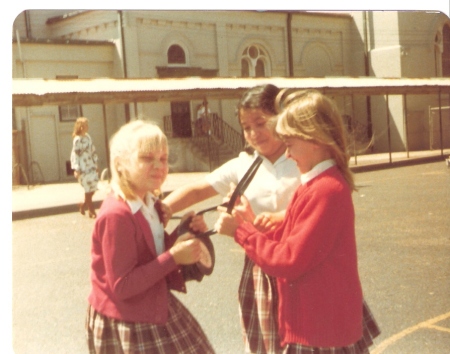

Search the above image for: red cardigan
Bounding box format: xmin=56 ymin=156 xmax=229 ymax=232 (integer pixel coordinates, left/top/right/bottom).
xmin=235 ymin=166 xmax=363 ymax=347
xmin=88 ymin=194 xmax=185 ymax=324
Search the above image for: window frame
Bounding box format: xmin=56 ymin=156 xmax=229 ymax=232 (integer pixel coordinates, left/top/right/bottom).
xmin=240 ymin=44 xmax=268 ymax=77
xmin=167 ymin=44 xmax=187 ymax=65
xmin=56 ymin=75 xmax=83 ymax=122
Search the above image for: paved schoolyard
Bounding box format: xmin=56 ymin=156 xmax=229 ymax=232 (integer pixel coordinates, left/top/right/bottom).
xmin=10 ymin=157 xmax=450 ymax=353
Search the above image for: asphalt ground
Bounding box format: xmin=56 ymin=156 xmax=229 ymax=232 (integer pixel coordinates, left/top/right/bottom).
xmin=9 ymin=157 xmax=450 ymax=353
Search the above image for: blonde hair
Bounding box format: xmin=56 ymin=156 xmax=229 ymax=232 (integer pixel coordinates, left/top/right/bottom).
xmin=72 ymin=117 xmax=88 ymax=138
xmin=109 ymin=120 xmax=168 ymax=200
xmin=275 ymin=89 xmax=356 ymax=191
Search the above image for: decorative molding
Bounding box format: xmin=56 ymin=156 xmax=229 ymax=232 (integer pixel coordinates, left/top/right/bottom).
xmin=156 ymin=66 xmax=218 ymax=78
xmin=138 ymin=17 xmax=215 ymax=31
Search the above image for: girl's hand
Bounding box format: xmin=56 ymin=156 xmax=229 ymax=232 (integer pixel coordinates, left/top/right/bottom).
xmin=188 ymin=213 xmax=208 ymax=233
xmin=169 ymin=233 xmax=202 ymax=265
xmin=230 ymin=194 xmax=255 ymax=224
xmin=157 ymin=201 xmax=172 ymax=227
xmin=215 ymin=195 xmax=252 ymax=237
xmin=214 ymin=212 xmax=240 ymax=237
xmin=74 ymin=171 xmax=80 ymax=179
xmin=253 ymin=211 xmax=285 ymax=232
xmin=225 ymin=182 xmax=236 ymax=200
xmin=177 ymin=211 xmax=207 ymax=234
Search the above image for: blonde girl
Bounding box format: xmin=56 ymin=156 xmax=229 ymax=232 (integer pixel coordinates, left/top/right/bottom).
xmin=86 ymin=120 xmax=214 ymax=354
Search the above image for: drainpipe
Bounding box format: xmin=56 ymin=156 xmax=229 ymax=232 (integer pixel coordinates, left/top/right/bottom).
xmin=287 ymin=12 xmax=294 ymax=77
xmin=118 ymin=10 xmax=131 ymax=122
xmin=25 ymin=10 xmax=31 ymax=39
xmin=363 ymin=11 xmax=373 ymax=143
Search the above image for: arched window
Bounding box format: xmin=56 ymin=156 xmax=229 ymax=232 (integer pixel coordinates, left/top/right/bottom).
xmin=241 ymin=45 xmax=268 ymax=77
xmin=442 ymin=24 xmax=450 ymax=77
xmin=168 ymin=44 xmax=186 ymax=64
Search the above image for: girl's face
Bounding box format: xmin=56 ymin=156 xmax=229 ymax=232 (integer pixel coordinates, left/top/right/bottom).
xmin=284 ymin=137 xmax=329 ymax=174
xmin=127 ymin=146 xmax=169 ymax=200
xmin=239 ymin=108 xmax=285 ymax=163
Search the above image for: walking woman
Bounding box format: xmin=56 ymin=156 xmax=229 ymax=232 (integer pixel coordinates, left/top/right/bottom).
xmin=71 ymin=117 xmax=99 ymax=218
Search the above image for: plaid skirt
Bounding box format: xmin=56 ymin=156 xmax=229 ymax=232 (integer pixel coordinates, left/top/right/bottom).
xmin=238 ymin=255 xmax=283 ymax=354
xmin=238 ymin=256 xmax=381 ymax=354
xmin=86 ymin=292 xmax=215 ymax=354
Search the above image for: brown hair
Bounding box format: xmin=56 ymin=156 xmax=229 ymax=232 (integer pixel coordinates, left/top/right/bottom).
xmin=236 ymin=84 xmax=281 ymax=154
xmin=275 ymin=89 xmax=356 ymax=191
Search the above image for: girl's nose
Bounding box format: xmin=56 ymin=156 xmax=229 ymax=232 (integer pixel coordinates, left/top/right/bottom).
xmin=152 ymin=160 xmax=164 ymax=169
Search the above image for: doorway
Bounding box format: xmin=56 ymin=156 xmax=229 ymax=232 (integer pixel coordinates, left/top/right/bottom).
xmin=28 ymin=114 xmax=60 ymax=183
xmin=170 ymin=101 xmax=192 ymax=137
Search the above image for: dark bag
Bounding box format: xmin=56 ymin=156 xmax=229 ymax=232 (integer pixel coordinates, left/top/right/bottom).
xmin=174 ymin=156 xmax=263 ymax=282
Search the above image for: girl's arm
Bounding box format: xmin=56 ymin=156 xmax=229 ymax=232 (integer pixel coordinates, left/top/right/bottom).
xmin=253 ymin=210 xmax=286 ymax=232
xmin=98 ymin=210 xmax=205 ymax=301
xmin=70 ymin=137 xmax=81 ymax=176
xmin=163 ymin=181 xmax=217 ymax=214
xmin=217 ymin=188 xmax=352 ymax=281
xmin=97 ymin=213 xmax=180 ymax=300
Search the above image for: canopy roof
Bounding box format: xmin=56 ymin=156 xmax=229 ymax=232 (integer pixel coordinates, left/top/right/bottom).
xmin=12 ymin=77 xmax=450 ymax=107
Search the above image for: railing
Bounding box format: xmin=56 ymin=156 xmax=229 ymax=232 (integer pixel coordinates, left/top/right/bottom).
xmin=163 ymin=113 xmax=244 ymax=170
xmin=215 ymin=115 xmax=245 ymax=156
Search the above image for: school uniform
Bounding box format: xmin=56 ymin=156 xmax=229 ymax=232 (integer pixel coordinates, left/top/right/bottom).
xmin=234 ymin=162 xmax=374 ymax=352
xmin=86 ymin=191 xmax=214 ymax=353
xmin=207 ymin=151 xmax=300 ymax=354
xmin=207 ymin=154 xmax=379 ymax=353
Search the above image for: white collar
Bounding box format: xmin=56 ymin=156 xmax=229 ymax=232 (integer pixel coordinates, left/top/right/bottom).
xmin=111 ymin=182 xmax=157 ymax=214
xmin=129 ymin=194 xmax=158 ymax=215
xmin=300 ymin=159 xmax=336 ymax=185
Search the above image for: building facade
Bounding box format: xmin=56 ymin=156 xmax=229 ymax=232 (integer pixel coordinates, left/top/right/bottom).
xmin=12 ymin=10 xmax=450 ymax=183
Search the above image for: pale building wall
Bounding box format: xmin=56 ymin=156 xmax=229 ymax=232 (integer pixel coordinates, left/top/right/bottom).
xmin=291 ymin=13 xmax=353 ymax=77
xmin=12 ymin=41 xmax=124 ymax=182
xmin=47 ymin=11 xmax=119 ymax=41
xmin=12 ymin=10 xmax=75 ymax=39
xmin=12 ymin=10 xmax=450 ymax=180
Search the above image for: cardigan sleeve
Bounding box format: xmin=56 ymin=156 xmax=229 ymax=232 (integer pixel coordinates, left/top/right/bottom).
xmin=93 ymin=209 xmax=178 ymax=301
xmin=235 ymin=181 xmax=354 ymax=281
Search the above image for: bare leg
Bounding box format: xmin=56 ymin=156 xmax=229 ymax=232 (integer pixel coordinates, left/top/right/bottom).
xmin=79 ymin=194 xmax=87 ymax=215
xmin=86 ymin=192 xmax=96 ymax=218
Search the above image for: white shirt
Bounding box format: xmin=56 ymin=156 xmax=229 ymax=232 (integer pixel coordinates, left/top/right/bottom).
xmin=196 ymin=106 xmax=211 ymax=119
xmin=205 ymin=151 xmax=301 ymax=215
